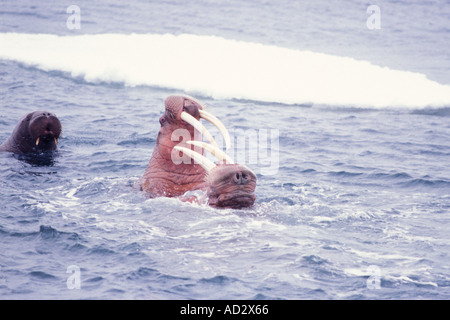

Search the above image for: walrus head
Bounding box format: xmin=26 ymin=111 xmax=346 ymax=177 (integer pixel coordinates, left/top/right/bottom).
xmin=0 ymin=111 xmax=62 ymax=155
xmin=27 ymin=111 xmax=62 ymax=153
xmin=206 ymin=164 xmax=257 ymax=209
xmin=140 ymin=95 xmax=257 ymax=208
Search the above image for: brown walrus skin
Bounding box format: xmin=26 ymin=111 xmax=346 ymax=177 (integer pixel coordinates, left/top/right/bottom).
xmin=0 ymin=111 xmax=62 ymax=155
xmin=139 ymin=95 xmax=257 ymax=209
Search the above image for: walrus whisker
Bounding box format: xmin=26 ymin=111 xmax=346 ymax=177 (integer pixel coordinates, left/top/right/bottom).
xmin=173 ymin=146 xmax=216 ymax=172
xmin=199 ymin=109 xmax=231 ymax=150
xmin=187 ymin=140 xmax=234 ymax=164
xmin=180 ymin=111 xmax=219 ymax=148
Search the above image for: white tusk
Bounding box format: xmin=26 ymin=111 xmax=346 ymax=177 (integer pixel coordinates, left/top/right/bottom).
xmin=180 ymin=111 xmax=218 ymax=148
xmin=178 ymin=95 xmax=231 ymax=150
xmin=174 ymin=146 xmax=216 ymax=172
xmin=199 ymin=109 xmax=231 ymax=150
xmin=187 ymin=140 xmax=234 ymax=164
xmin=36 ymin=138 xmax=40 ymax=146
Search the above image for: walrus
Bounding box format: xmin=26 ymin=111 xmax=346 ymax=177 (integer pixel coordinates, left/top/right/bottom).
xmin=0 ymin=111 xmax=61 ymax=155
xmin=139 ymin=95 xmax=257 ymax=209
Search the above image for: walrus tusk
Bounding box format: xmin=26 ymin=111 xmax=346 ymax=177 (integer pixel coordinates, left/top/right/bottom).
xmin=173 ymin=146 xmax=216 ymax=172
xmin=178 ymin=94 xmax=231 ymax=150
xmin=187 ymin=140 xmax=234 ymax=164
xmin=199 ymin=109 xmax=231 ymax=150
xmin=35 ymin=138 xmax=40 ymax=146
xmin=54 ymin=138 xmax=58 ymax=146
xmin=180 ymin=111 xmax=219 ymax=148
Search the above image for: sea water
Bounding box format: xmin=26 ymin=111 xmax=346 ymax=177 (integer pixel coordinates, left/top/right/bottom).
xmin=0 ymin=0 xmax=449 ymax=299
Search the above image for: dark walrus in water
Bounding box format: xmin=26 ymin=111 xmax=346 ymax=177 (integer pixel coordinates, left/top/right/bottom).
xmin=0 ymin=111 xmax=62 ymax=158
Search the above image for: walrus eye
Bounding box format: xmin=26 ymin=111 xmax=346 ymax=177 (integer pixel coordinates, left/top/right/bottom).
xmin=159 ymin=116 xmax=166 ymax=126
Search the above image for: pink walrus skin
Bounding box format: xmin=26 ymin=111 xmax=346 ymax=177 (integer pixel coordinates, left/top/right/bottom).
xmin=138 ymin=95 xmax=256 ymax=209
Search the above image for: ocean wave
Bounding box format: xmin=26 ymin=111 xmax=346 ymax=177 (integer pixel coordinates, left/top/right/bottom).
xmin=1 ymin=32 xmax=450 ymax=109
xmin=401 ymin=178 xmax=450 ymax=189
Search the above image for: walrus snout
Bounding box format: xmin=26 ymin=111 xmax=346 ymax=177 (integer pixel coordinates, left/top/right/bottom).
xmin=30 ymin=113 xmax=62 ymax=137
xmin=182 ymin=98 xmax=201 ymax=119
xmin=205 ymin=164 xmax=257 ymax=208
xmin=233 ymin=170 xmax=253 ymax=185
xmin=43 ymin=120 xmax=59 ymax=137
xmin=29 ymin=112 xmax=62 ymax=151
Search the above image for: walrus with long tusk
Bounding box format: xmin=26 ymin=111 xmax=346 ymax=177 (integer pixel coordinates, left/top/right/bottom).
xmin=0 ymin=111 xmax=61 ymax=155
xmin=139 ymin=95 xmax=257 ymax=209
